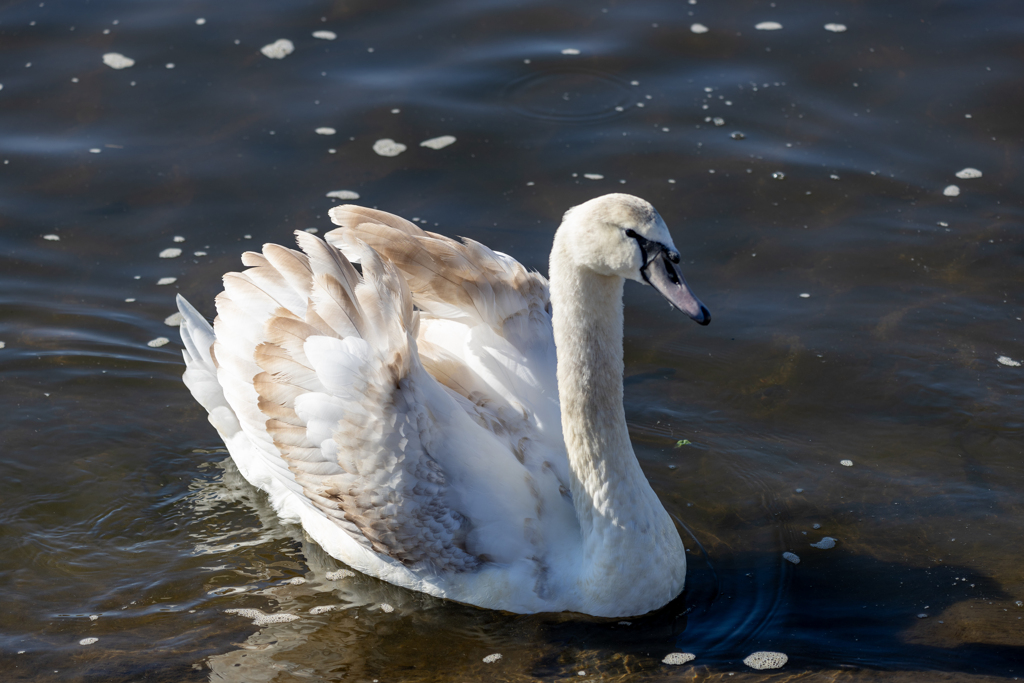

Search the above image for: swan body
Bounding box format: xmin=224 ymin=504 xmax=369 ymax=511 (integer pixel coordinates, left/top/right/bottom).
xmin=177 ymin=193 xmax=709 ymax=617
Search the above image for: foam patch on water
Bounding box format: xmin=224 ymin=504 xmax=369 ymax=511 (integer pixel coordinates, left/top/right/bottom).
xmin=420 ymin=135 xmax=456 ymax=150
xmin=662 ymin=652 xmax=696 ymax=665
xmin=164 ymin=312 xmax=183 ymax=327
xmin=997 ymin=356 xmax=1021 ymax=367
xmin=148 ymin=337 xmax=170 ymax=348
xmin=316 ymin=127 xmax=336 ymax=135
xmin=379 ymin=603 xmax=394 ymax=613
xmin=286 ymin=577 xmax=306 ymax=585
xmin=79 ymin=637 xmax=98 ymax=645
xmin=260 ymin=39 xmax=294 ymax=59
xmin=157 ymin=277 xmax=177 ymax=285
xmin=0 ymin=342 xmax=5 ymax=349
xmin=584 ymin=173 xmax=604 ymax=180
xmin=103 ymin=53 xmax=135 ymax=69
xmin=783 ymin=552 xmax=800 ymax=564
xmin=690 ymin=23 xmax=708 ymax=33
xmin=483 ymin=653 xmax=502 ymax=663
xmin=744 ymin=651 xmax=788 ymax=669
xmin=755 ymin=22 xmax=783 ymax=30
xmin=561 ymin=48 xmax=580 ymax=55
xmin=43 ymin=234 xmax=60 ymax=241
xmin=841 ymin=459 xmax=853 ymax=466
xmin=955 ymin=167 xmax=982 ymax=179
xmin=309 ymin=605 xmax=338 ymax=615
xmin=159 ymin=248 xmax=182 ymax=258
xmin=943 ymin=185 xmax=960 ymax=196
xmin=824 ymin=23 xmax=847 ymax=32
xmin=313 ymin=30 xmax=337 ymax=40
xmin=373 ymin=138 xmax=406 ymax=156
xmin=225 ymin=608 xmax=300 ymax=626
xmin=325 ymin=569 xmax=354 ymax=580
xmin=173 ymin=236 xmax=185 ymax=242
xmin=326 ymin=190 xmax=359 ymax=200
xmin=811 ymin=537 xmax=836 ymax=549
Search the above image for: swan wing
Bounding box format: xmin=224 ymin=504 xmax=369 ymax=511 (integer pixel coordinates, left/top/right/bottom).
xmin=179 ymin=233 xmax=542 ymax=575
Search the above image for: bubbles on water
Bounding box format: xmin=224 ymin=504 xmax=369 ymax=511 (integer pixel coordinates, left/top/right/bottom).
xmin=260 ymin=39 xmax=294 ymax=59
xmin=812 ymin=523 xmax=821 ymax=529
xmin=157 ymin=277 xmax=177 ymax=285
xmin=102 ymin=53 xmax=135 ymax=69
xmin=799 ymin=293 xmax=810 ymax=298
xmin=830 ymin=174 xmax=840 ymax=180
xmin=420 ymin=135 xmax=456 ymax=149
xmin=561 ymin=48 xmax=580 ymax=55
xmin=662 ymin=652 xmax=696 ymax=665
xmin=483 ymin=653 xmax=503 ymax=663
xmin=997 ymin=356 xmax=1021 ymax=367
xmin=730 ymin=131 xmax=745 ymax=139
xmin=840 ymin=459 xmax=853 ymax=466
xmin=373 ymin=138 xmax=406 ymax=156
xmin=43 ymin=234 xmax=60 ymax=241
xmin=147 ymin=337 xmax=170 ymax=348
xmin=783 ymin=552 xmax=800 ymax=564
xmin=505 ymin=70 xmax=632 ymax=122
xmin=771 ymin=171 xmax=785 ymax=180
xmin=286 ymin=577 xmax=306 ymax=585
xmin=313 ymin=30 xmax=337 ymax=40
xmin=225 ymin=608 xmax=300 ymax=626
xmin=755 ymin=22 xmax=783 ymax=30
xmin=690 ymin=23 xmax=708 ymax=34
xmin=712 ymin=117 xmax=725 ymax=126
xmin=325 ymin=569 xmax=354 ymax=580
xmin=315 ymin=127 xmax=336 ymax=135
xmin=173 ymin=235 xmax=185 ymax=242
xmin=309 ymin=605 xmax=337 ymax=615
xmin=379 ymin=603 xmax=394 ymax=613
xmin=164 ymin=312 xmax=183 ymax=327
xmin=159 ymin=248 xmax=182 ymax=258
xmin=943 ymin=185 xmax=960 ymax=196
xmin=79 ymin=637 xmax=98 ymax=645
xmin=811 ymin=537 xmax=836 ymax=549
xmin=584 ymin=173 xmax=604 ymax=180
xmin=824 ymin=23 xmax=847 ymax=32
xmin=195 ymin=18 xmax=206 ymax=25
xmin=327 ymin=190 xmax=360 ymax=199
xmin=744 ymin=651 xmax=788 ymax=669
xmin=955 ymin=167 xmax=982 ymax=179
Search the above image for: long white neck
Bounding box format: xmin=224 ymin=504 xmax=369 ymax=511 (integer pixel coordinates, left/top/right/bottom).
xmin=549 ymin=234 xmax=685 ymax=614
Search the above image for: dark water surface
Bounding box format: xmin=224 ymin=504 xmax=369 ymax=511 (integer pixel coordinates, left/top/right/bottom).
xmin=2 ymin=0 xmax=1022 ymax=680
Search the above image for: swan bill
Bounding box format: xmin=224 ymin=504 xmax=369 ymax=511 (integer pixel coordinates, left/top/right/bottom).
xmin=642 ymin=250 xmax=710 ymax=325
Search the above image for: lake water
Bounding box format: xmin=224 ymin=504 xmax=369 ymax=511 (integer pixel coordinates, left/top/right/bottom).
xmin=1 ymin=0 xmax=1022 ymax=680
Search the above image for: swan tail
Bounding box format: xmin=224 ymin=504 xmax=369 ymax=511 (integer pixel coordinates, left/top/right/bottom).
xmin=325 ymin=205 xmax=552 ymax=355
xmin=176 ymin=293 xmax=242 ymax=439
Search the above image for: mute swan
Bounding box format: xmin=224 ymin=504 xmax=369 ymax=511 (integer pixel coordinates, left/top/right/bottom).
xmin=177 ymin=193 xmax=710 ymax=617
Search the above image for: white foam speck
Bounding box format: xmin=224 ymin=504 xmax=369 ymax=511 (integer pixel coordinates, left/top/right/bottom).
xmin=159 ymin=247 xmax=182 ymax=258
xmin=800 ymin=293 xmax=810 ymax=298
xmin=326 ymin=190 xmax=359 ymax=200
xmin=89 ymin=148 xmax=102 ymax=154
xmin=690 ymin=23 xmax=708 ymax=33
xmin=157 ymin=277 xmax=177 ymax=285
xmin=811 ymin=537 xmax=836 ymax=549
xmin=124 ymin=298 xmax=135 ymax=303
xmin=743 ymin=651 xmax=788 ymax=670
xmin=196 ymin=18 xmax=206 ymax=25
xmin=561 ymin=48 xmax=580 ymax=55
xmin=164 ymin=312 xmax=183 ymax=327
xmin=286 ymin=577 xmax=306 ymax=585
xmin=304 ymin=227 xmax=318 ymax=233
xmin=260 ymin=39 xmax=294 ymax=59
xmin=225 ymin=608 xmax=300 ymax=626
xmin=997 ymin=356 xmax=1021 ymax=367
xmin=420 ymin=135 xmax=456 ymax=150
xmin=840 ymin=459 xmax=853 ymax=467
xmin=173 ymin=235 xmax=185 ymax=242
xmin=313 ymin=30 xmax=337 ymax=40
xmin=309 ymin=605 xmax=337 ymax=615
xmin=0 ymin=341 xmax=5 ymax=349
xmin=662 ymin=652 xmax=696 ymax=665
xmin=713 ymin=117 xmax=725 ymax=126
xmin=43 ymin=234 xmax=60 ymax=241
xmin=89 ymin=615 xmax=99 ymax=621
xmin=943 ymin=185 xmax=960 ymax=196
xmin=379 ymin=603 xmax=394 ymax=613
xmin=618 ymin=621 xmax=631 ymax=625
xmin=194 ymin=250 xmax=207 ymax=256
xmin=812 ymin=523 xmax=821 ymax=529
xmin=483 ymin=653 xmax=502 ymax=663
xmin=783 ymin=552 xmax=800 ymax=564
xmin=755 ymin=21 xmax=783 ymax=30
xmin=373 ymin=138 xmax=406 ymax=156
xmin=955 ymin=167 xmax=982 ymax=179
xmin=316 ymin=127 xmax=336 ymax=135
xmin=824 ymin=23 xmax=847 ymax=32
xmin=165 ymin=62 xmax=175 ymax=69
xmin=147 ymin=337 xmax=170 ymax=348
xmin=325 ymin=569 xmax=354 ymax=580
xmin=584 ymin=173 xmax=604 ymax=180
xmin=79 ymin=637 xmax=98 ymax=645
xmin=103 ymin=52 xmax=135 ymax=69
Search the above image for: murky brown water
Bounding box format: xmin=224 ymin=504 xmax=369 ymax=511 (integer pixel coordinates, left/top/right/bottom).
xmin=1 ymin=0 xmax=1022 ymax=680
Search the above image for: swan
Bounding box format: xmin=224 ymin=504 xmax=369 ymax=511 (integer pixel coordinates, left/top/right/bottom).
xmin=176 ymin=193 xmax=710 ymax=617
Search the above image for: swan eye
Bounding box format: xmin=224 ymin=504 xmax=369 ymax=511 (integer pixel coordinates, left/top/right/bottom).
xmin=625 ymin=229 xmax=638 ymax=238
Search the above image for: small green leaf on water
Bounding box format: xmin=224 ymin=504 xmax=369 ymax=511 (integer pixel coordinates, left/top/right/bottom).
xmin=675 ymin=439 xmax=692 ymax=447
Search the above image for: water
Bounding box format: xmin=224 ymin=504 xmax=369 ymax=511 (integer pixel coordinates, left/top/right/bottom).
xmin=1 ymin=0 xmax=1022 ymax=680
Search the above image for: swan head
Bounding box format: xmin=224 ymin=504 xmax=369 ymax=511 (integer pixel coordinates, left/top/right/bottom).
xmin=557 ymin=193 xmax=710 ymax=325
